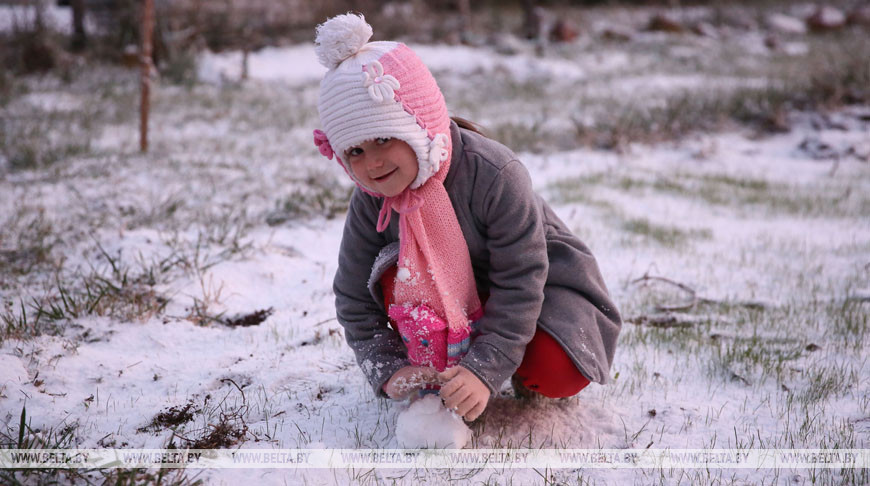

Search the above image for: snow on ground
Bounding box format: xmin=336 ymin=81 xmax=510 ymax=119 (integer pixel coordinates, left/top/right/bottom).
xmin=2 ymin=27 xmax=869 ymax=485
xmin=197 ymin=46 xmax=327 ymax=86
xmin=196 ymin=43 xmax=594 ymax=86
xmin=196 ymin=41 xmax=774 ymax=97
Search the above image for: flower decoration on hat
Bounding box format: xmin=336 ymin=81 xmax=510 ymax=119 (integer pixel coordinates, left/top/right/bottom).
xmin=362 ymin=60 xmax=400 ymax=103
xmin=426 ymin=133 xmax=450 ymax=176
xmin=313 ymin=129 xmax=334 ymax=160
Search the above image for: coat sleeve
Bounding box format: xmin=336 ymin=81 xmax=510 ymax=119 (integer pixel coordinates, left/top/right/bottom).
xmin=333 ymin=188 xmax=410 ymax=398
xmin=458 ymin=159 xmax=549 ymax=395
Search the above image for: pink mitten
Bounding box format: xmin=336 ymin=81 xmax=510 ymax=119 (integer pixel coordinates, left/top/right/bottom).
xmin=388 ymin=303 xmax=449 ymax=371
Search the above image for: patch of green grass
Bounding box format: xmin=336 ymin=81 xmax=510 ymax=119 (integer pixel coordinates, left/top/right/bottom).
xmin=712 ymin=333 xmax=805 ymax=385
xmin=0 ymin=68 xmax=26 ymax=108
xmin=553 ymin=172 xmax=692 ymax=208
xmin=59 ymin=78 xmax=139 ymax=132
xmin=0 ymin=404 xmax=93 ymax=486
xmin=125 ymin=193 xmax=186 ymax=231
xmin=268 ymin=176 xmax=353 ymax=224
xmin=552 ymin=175 xmax=714 ymax=247
xmin=827 ymin=299 xmax=869 ymax=351
xmin=688 ymin=174 xmax=869 ymax=217
xmin=615 ymin=175 xmax=687 ymax=194
xmin=1 ymin=295 xmax=65 ymax=344
xmin=471 ymin=29 xmax=870 ymax=153
xmin=620 ymin=281 xmax=865 ymax=409
xmin=487 ymin=118 xmax=548 ymax=154
xmin=2 ymin=127 xmax=91 ymax=171
xmin=159 ymin=231 xmax=253 ymax=278
xmin=557 ymin=168 xmax=870 ymax=218
xmin=601 ymin=31 xmax=870 ymax=148
xmin=569 ymin=84 xmax=793 ymax=150
xmin=0 ymin=211 xmax=59 ymax=277
xmin=619 ymin=297 xmax=769 ymax=354
xmin=795 ymin=361 xmax=858 ymax=406
xmin=698 ymin=174 xmax=770 ymax=192
xmin=162 ymin=48 xmax=199 ymax=88
xmin=193 ymin=207 xmax=255 ymax=249
xmin=154 ymin=82 xmax=317 ymax=134
xmin=619 ymin=320 xmax=710 ymax=354
xmin=6 ymin=271 xmax=162 ymax=341
xmin=0 ymin=403 xmax=199 ymax=485
xmin=549 ymin=174 xmax=617 ymax=211
xmin=0 ymin=405 xmax=77 ymax=449
xmin=1 ymin=240 xmax=172 ymax=344
xmin=98 ymin=468 xmax=202 ymax=486
xmin=621 ymin=216 xmax=712 ymax=247
xmin=1 ymin=104 xmax=100 ymax=172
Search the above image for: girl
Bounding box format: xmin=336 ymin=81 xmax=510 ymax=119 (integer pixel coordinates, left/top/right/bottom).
xmin=313 ymin=13 xmax=622 ymax=422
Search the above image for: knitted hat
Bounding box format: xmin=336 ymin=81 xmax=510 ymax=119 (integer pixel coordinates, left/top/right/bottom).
xmin=313 ymin=13 xmax=450 ymax=194
xmin=313 ymin=13 xmax=482 ymax=340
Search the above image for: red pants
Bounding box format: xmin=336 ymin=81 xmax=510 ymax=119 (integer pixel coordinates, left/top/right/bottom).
xmin=381 ymin=267 xmax=590 ymax=399
xmin=514 ymin=328 xmax=590 ymax=398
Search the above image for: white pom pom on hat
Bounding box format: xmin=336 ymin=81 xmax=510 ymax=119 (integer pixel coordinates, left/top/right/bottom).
xmin=314 ymin=13 xmax=373 ymax=70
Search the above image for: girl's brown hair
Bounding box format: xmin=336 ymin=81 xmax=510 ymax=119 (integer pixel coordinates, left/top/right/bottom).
xmin=450 ymin=116 xmax=489 ymax=138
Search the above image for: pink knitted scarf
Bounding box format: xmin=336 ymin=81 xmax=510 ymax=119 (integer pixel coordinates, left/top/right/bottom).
xmin=375 ymin=135 xmax=483 ymax=334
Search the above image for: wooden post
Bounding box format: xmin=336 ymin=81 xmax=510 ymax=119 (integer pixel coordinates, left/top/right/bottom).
xmin=241 ymin=21 xmax=251 ymax=83
xmin=140 ymin=0 xmax=154 ymax=153
xmin=70 ymin=0 xmax=87 ymax=51
xmin=457 ymin=0 xmax=471 ymax=42
xmin=522 ymin=0 xmax=537 ymax=39
xmin=241 ymin=48 xmax=249 ymax=81
xmin=33 ymin=0 xmax=45 ymax=33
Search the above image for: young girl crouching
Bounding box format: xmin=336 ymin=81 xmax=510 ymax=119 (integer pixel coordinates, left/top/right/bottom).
xmin=313 ymin=13 xmax=622 ymax=422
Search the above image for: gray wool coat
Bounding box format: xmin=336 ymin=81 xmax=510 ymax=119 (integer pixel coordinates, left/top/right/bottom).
xmin=333 ymin=121 xmax=623 ymax=398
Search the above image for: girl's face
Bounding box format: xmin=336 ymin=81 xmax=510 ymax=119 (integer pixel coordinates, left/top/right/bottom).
xmin=345 ymin=137 xmax=418 ymax=197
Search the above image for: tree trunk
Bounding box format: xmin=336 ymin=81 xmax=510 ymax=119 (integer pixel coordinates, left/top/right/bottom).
xmin=140 ymin=0 xmax=154 ymax=153
xmin=70 ymin=0 xmax=87 ymax=51
xmin=32 ymin=0 xmax=45 ymax=32
xmin=457 ymin=0 xmax=471 ymax=42
xmin=241 ymin=48 xmax=249 ymax=81
xmin=522 ymin=0 xmax=536 ymax=39
xmin=241 ymin=23 xmax=251 ymax=82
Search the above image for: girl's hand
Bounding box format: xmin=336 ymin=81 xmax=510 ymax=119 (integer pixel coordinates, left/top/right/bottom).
xmin=383 ymin=366 xmax=439 ymax=400
xmin=437 ymin=366 xmax=489 ymax=422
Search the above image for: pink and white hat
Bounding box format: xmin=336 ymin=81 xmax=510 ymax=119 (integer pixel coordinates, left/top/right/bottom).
xmin=313 ymin=13 xmax=451 ymax=194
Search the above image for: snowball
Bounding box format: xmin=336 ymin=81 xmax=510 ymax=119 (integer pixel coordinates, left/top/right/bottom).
xmin=396 ymin=395 xmax=472 ymax=449
xmin=314 ymin=13 xmax=373 ymax=70
xmin=397 ymin=267 xmax=411 ymax=283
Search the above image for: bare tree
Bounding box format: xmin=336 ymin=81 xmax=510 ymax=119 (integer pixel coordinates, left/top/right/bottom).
xmin=32 ymin=0 xmax=46 ymax=32
xmin=141 ymin=0 xmax=154 ymax=153
xmin=522 ymin=0 xmax=538 ymax=39
xmin=70 ymin=0 xmax=87 ymax=50
xmin=456 ymin=0 xmax=471 ymax=41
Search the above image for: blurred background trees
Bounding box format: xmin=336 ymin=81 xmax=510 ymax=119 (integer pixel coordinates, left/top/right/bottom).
xmin=1 ymin=0 xmax=867 ymax=83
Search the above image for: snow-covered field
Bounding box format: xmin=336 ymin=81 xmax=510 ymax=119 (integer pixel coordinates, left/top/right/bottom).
xmin=2 ymin=4 xmax=869 ymax=485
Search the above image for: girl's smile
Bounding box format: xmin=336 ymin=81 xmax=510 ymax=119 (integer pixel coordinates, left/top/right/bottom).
xmin=346 ymin=137 xmax=418 ymax=197
xmin=372 ymin=167 xmax=397 ymax=181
